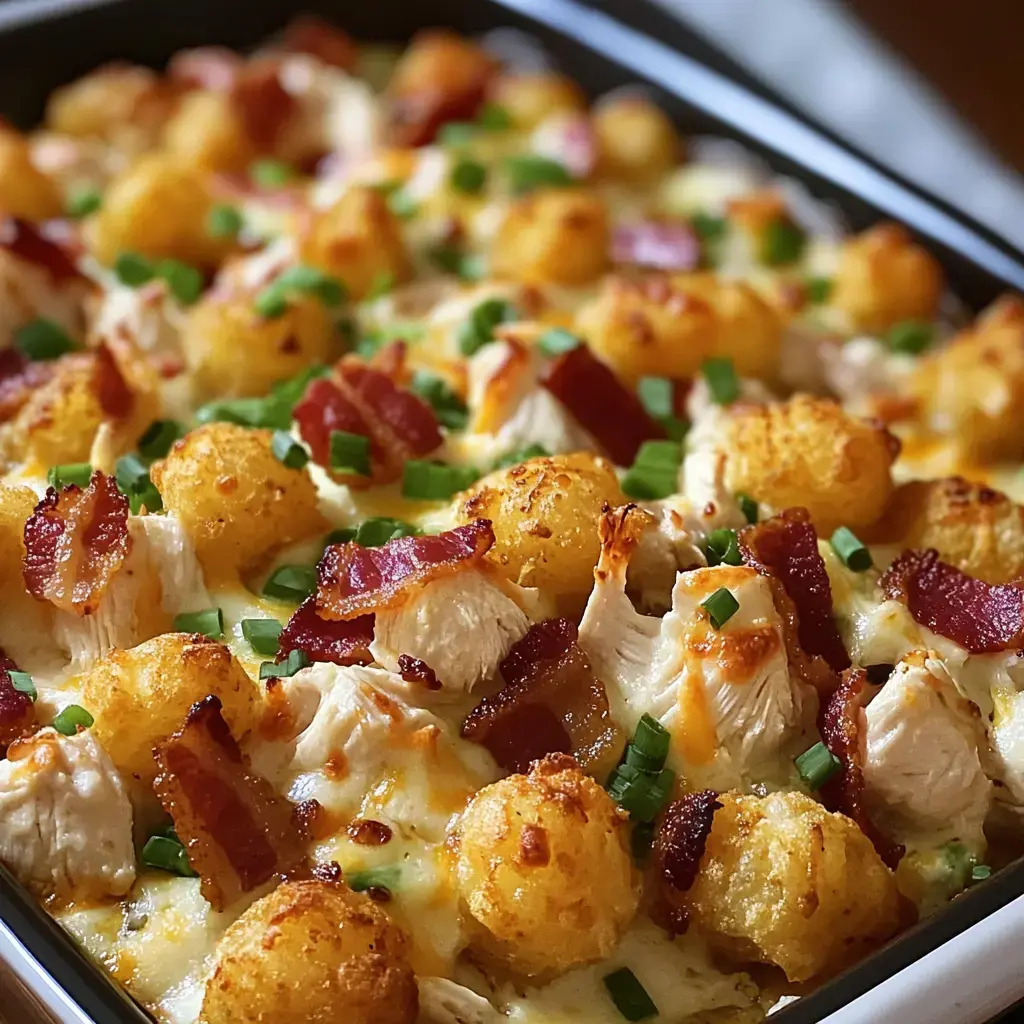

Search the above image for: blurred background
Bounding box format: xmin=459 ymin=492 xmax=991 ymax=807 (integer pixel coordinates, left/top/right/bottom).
xmin=659 ymin=0 xmax=1024 ymax=251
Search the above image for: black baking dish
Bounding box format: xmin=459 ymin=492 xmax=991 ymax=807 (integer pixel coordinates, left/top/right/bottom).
xmin=1 ymin=1 xmax=1023 ymax=1022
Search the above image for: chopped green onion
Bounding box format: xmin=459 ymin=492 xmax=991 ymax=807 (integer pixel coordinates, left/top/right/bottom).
xmin=259 ymin=649 xmax=310 ymax=679
xmin=207 ymin=203 xmax=244 ymax=239
xmin=737 ymin=493 xmax=758 ymax=525
xmin=806 ymin=276 xmax=834 ymax=304
xmin=262 ymin=564 xmax=317 ymax=603
xmin=66 ymin=187 xmax=102 ymax=219
xmin=156 ymin=259 xmax=203 ymax=306
xmin=450 ymin=158 xmax=488 ymax=195
xmin=386 ymin=188 xmax=419 ymax=220
xmin=477 ymin=103 xmax=513 ymax=131
xmin=503 ymin=154 xmax=573 ymax=194
xmin=702 ymin=357 xmax=739 ymax=405
xmin=47 ymin=463 xmax=92 ymax=490
xmin=606 ymin=764 xmax=676 ymax=822
xmin=603 ymin=967 xmax=658 ymax=1022
xmin=701 ymin=587 xmax=739 ymax=630
xmin=410 ymin=370 xmax=468 ymax=431
xmin=971 ymin=864 xmax=992 ymax=883
xmin=457 ymin=298 xmax=519 ymax=356
xmin=636 ymin=376 xmax=688 ymax=441
xmin=354 ymin=517 xmax=418 ymax=547
xmin=137 ymin=419 xmax=184 ymax=461
xmin=271 ymin=430 xmax=309 ymax=470
xmin=630 ymin=821 xmax=656 ymax=862
xmin=761 ymin=219 xmax=807 ymax=267
xmin=324 ymin=527 xmax=357 ymax=546
xmin=537 ymin=327 xmax=582 ymax=358
xmin=8 ymin=671 xmax=37 ymax=702
xmin=631 ymin=714 xmax=670 ymax=769
xmin=794 ymin=741 xmax=842 ymax=790
xmin=886 ymin=319 xmax=934 ymax=356
xmin=195 ymin=366 xmax=327 ymax=429
xmin=130 ymin=481 xmax=162 ymax=515
xmin=621 ymin=440 xmax=682 ymax=501
xmin=254 ymin=284 xmax=290 ymax=319
xmin=437 ymin=121 xmax=477 ymax=147
xmin=249 ymin=159 xmax=296 ymax=188
xmin=173 ymin=607 xmax=224 ymax=639
xmin=691 ymin=212 xmax=727 ymax=242
xmin=830 ymin=526 xmax=873 ymax=572
xmin=366 ymin=271 xmax=395 ymax=301
xmin=141 ymin=834 xmax=196 ymax=877
xmin=402 ymin=460 xmax=479 ymax=501
xmin=346 ymin=864 xmax=400 ymax=893
xmin=14 ymin=318 xmax=80 ymax=361
xmin=52 ymin=704 xmax=94 ymax=735
xmin=428 ymin=245 xmax=486 ymax=282
xmin=115 ymin=451 xmax=163 ymax=513
xmin=490 ymin=443 xmax=550 ymax=471
xmin=113 ymin=251 xmax=155 ymax=287
xmin=276 ymin=264 xmax=347 ymax=307
xmin=242 ymin=618 xmax=283 ymax=656
xmin=706 ymin=528 xmax=742 ymax=567
xmin=329 ymin=430 xmax=371 ymax=477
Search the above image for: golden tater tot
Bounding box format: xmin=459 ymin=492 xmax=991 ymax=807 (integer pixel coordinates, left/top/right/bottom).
xmin=488 ymin=72 xmax=586 ymax=130
xmin=161 ymin=90 xmax=256 ymax=173
xmin=594 ymin=95 xmax=680 ymax=182
xmin=0 ymin=126 xmax=62 ymax=221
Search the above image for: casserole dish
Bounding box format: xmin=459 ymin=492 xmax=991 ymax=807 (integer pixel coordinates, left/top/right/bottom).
xmin=1 ymin=1 xmax=1023 ymax=1023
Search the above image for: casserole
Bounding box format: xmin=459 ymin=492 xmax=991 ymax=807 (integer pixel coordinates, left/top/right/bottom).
xmin=1 ymin=1 xmax=1023 ymax=1023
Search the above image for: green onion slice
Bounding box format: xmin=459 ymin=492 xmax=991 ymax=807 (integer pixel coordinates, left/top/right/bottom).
xmin=886 ymin=319 xmax=934 ymax=356
xmin=830 ymin=526 xmax=873 ymax=572
xmin=706 ymin=528 xmax=742 ymax=567
xmin=254 ymin=284 xmax=290 ymax=319
xmin=631 ymin=714 xmax=670 ymax=769
xmin=701 ymin=357 xmax=739 ymax=405
xmin=410 ymin=371 xmax=468 ymax=431
xmin=329 ymin=430 xmax=372 ymax=477
xmin=971 ymin=864 xmax=992 ymax=883
xmin=207 ymin=203 xmax=243 ymax=239
xmin=66 ymin=187 xmax=102 ymax=219
xmin=606 ymin=764 xmax=676 ymax=822
xmin=621 ymin=440 xmax=682 ymax=501
xmin=259 ymin=648 xmax=310 ymax=679
xmin=262 ymin=564 xmax=317 ymax=603
xmin=137 ymin=419 xmax=184 ymax=461
xmin=429 ymin=245 xmax=486 ymax=282
xmin=386 ymin=188 xmax=419 ymax=220
xmin=346 ymin=864 xmax=400 ymax=893
xmin=537 ymin=327 xmax=582 ymax=358
xmin=794 ymin=741 xmax=842 ymax=790
xmin=490 ymin=443 xmax=550 ymax=471
xmin=52 ymin=704 xmax=94 ymax=736
xmin=761 ymin=218 xmax=807 ymax=267
xmin=503 ymin=154 xmax=573 ymax=194
xmin=737 ymin=493 xmax=758 ymax=525
xmin=249 ymin=159 xmax=296 ymax=188
xmin=630 ymin=821 xmax=656 ymax=863
xmin=141 ymin=834 xmax=196 ymax=877
xmin=271 ymin=430 xmax=310 ymax=470
xmin=437 ymin=122 xmax=476 ymax=148
xmin=8 ymin=671 xmax=37 ymax=702
xmin=457 ymin=298 xmax=519 ymax=357
xmin=14 ymin=318 xmax=80 ymax=361
xmin=275 ymin=264 xmax=347 ymax=307
xmin=366 ymin=270 xmax=394 ymax=301
xmin=806 ymin=276 xmax=834 ymax=304
xmin=354 ymin=517 xmax=419 ymax=548
xmin=701 ymin=587 xmax=739 ymax=630
xmin=603 ymin=967 xmax=658 ymax=1022
xmin=173 ymin=607 xmax=224 ymax=639
xmin=241 ymin=618 xmax=283 ymax=657
xmin=450 ymin=157 xmax=488 ymax=195
xmin=156 ymin=259 xmax=203 ymax=306
xmin=47 ymin=463 xmax=92 ymax=490
xmin=113 ymin=251 xmax=155 ymax=287
xmin=477 ymin=103 xmax=513 ymax=130
xmin=402 ymin=460 xmax=479 ymax=501
xmin=115 ymin=454 xmax=163 ymax=513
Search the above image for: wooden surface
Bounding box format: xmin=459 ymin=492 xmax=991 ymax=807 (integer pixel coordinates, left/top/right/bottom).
xmin=0 ymin=960 xmax=59 ymax=1024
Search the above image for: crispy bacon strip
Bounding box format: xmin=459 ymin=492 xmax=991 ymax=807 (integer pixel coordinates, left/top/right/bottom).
xmin=294 ymin=361 xmax=442 ymax=487
xmin=22 ymin=471 xmax=130 ymax=616
xmin=0 ymin=216 xmax=85 ymax=284
xmin=0 ymin=649 xmax=36 ymax=751
xmin=655 ymin=791 xmax=722 ymax=894
xmin=880 ymin=549 xmax=1024 ymax=654
xmin=230 ymin=59 xmax=297 ymax=154
xmin=153 ymin=695 xmax=311 ymax=911
xmin=462 ymin=619 xmax=623 ymax=777
xmin=739 ymin=508 xmax=850 ymax=680
xmin=280 ymin=16 xmax=357 ymax=70
xmin=542 ymin=344 xmax=666 ymax=466
xmin=92 ymin=342 xmax=135 ymax=419
xmin=0 ymin=349 xmax=53 ymax=423
xmin=277 ymin=596 xmax=374 ymax=667
xmin=819 ymin=668 xmax=904 ymax=869
xmin=316 ymin=519 xmax=494 ymax=621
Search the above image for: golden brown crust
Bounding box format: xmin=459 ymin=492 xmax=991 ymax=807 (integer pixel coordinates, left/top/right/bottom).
xmin=593 ymin=95 xmax=680 ymax=182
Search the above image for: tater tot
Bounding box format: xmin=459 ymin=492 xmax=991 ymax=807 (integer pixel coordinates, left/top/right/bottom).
xmin=0 ymin=126 xmax=62 ymax=221
xmin=86 ymin=154 xmax=228 ymax=268
xmin=456 ymin=452 xmax=624 ymax=611
xmin=684 ymin=791 xmax=900 ymax=982
xmin=908 ymin=295 xmax=1024 ymax=462
xmin=81 ymin=633 xmax=261 ymax=787
xmin=455 ymin=754 xmax=638 ymax=978
xmin=161 ymin=90 xmax=256 ymax=173
xmin=593 ymin=95 xmax=680 ymax=182
xmin=180 ymin=294 xmax=338 ymax=400
xmin=720 ymin=395 xmax=897 ymax=535
xmin=865 ymin=476 xmax=1024 ymax=584
xmin=491 ymin=188 xmax=609 ymax=287
xmin=200 ymin=878 xmax=418 ymax=1024
xmin=831 ymin=223 xmax=943 ymax=334
xmin=488 ymin=72 xmax=586 ymax=130
xmin=0 ymin=485 xmax=36 ymax=580
xmin=298 ymin=185 xmax=411 ymax=300
xmin=150 ymin=423 xmax=327 ymax=579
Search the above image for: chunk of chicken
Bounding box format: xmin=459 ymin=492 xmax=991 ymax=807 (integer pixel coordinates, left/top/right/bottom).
xmin=0 ymin=247 xmax=86 ymax=348
xmin=371 ymin=570 xmax=531 ymax=693
xmin=624 ymin=498 xmax=707 ymax=613
xmin=863 ymin=652 xmax=992 ymax=849
xmin=0 ymin=728 xmax=134 ymax=900
xmin=578 ymin=506 xmax=810 ymax=789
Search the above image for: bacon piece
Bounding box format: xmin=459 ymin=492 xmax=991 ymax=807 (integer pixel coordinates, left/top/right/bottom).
xmin=91 ymin=343 xmax=135 ymax=419
xmin=22 ymin=472 xmax=131 ymax=616
xmin=0 ymin=217 xmax=85 ymax=284
xmin=655 ymin=791 xmax=722 ymax=894
xmin=0 ymin=650 xmax=36 ymax=751
xmin=277 ymin=596 xmax=374 ymax=667
xmin=542 ymin=344 xmax=666 ymax=466
xmin=461 ymin=619 xmax=623 ymax=777
xmin=230 ymin=59 xmax=297 ymax=154
xmin=611 ymin=220 xmax=700 ymax=271
xmin=167 ymin=47 xmax=244 ymax=91
xmin=880 ymin=549 xmax=1024 ymax=655
xmin=294 ymin=360 xmax=442 ymax=487
xmin=0 ymin=349 xmax=53 ymax=423
xmin=317 ymin=519 xmax=494 ymax=621
xmin=153 ymin=695 xmax=311 ymax=911
xmin=819 ymin=668 xmax=904 ymax=869
xmin=280 ymin=16 xmax=357 ymax=70
xmin=397 ymin=654 xmax=440 ymax=689
xmin=739 ymin=508 xmax=850 ymax=680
